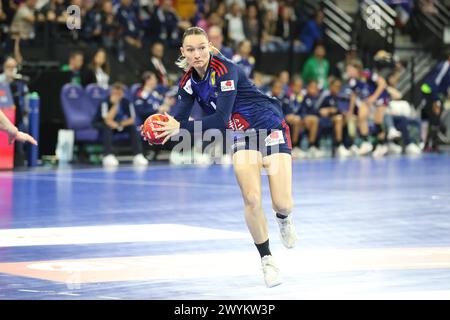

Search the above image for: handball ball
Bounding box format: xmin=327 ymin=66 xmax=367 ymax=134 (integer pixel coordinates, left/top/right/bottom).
xmin=142 ymin=113 xmax=169 ymax=145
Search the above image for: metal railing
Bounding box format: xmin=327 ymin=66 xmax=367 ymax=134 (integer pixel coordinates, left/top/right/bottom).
xmin=322 ymin=0 xmax=354 ymax=51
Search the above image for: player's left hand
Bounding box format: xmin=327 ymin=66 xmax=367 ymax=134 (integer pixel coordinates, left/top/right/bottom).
xmin=152 ymin=112 xmax=180 ymax=144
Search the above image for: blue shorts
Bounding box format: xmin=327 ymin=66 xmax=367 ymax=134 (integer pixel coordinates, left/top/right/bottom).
xmin=231 ymin=120 xmax=292 ymax=157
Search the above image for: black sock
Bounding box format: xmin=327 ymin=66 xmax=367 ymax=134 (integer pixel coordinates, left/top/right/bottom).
xmin=361 ymin=135 xmax=368 ymax=142
xmin=276 ymin=212 xmax=287 ymax=219
xmin=255 ymin=239 xmax=271 ymax=258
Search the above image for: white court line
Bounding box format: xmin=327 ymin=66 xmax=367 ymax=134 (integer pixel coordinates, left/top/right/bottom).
xmin=0 ymin=223 xmax=249 ymax=247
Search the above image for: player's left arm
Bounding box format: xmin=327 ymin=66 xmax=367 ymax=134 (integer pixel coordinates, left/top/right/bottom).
xmin=178 ymin=64 xmax=238 ymax=133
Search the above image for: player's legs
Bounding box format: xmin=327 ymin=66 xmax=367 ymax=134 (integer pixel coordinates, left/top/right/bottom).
xmin=357 ymin=102 xmax=372 ymax=155
xmin=332 ymin=114 xmax=351 ymax=157
xmin=233 ymin=150 xmax=267 ymax=244
xmin=233 ymin=149 xmax=281 ymax=287
xmin=304 ymin=115 xmax=319 ymax=146
xmin=285 ymin=114 xmax=302 ymax=146
xmin=372 ymin=105 xmax=388 ymax=158
xmin=263 ymin=152 xmax=298 ymax=249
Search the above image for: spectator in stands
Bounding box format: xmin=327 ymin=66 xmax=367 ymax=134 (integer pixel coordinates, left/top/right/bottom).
xmin=133 ymin=71 xmax=173 ymax=125
xmin=81 ymin=0 xmax=102 ymax=46
xmin=10 ymin=0 xmax=36 ymax=40
xmin=299 ymin=9 xmax=324 ymax=54
xmin=225 ymin=2 xmax=246 ymax=48
xmin=271 ymin=76 xmax=303 ymax=158
xmin=260 ymin=8 xmax=281 ymax=52
xmin=297 ymin=80 xmax=324 ymax=158
xmin=262 ymin=0 xmax=279 ymax=20
xmin=93 ymin=82 xmax=148 ymax=168
xmin=116 ymin=0 xmax=142 ymax=62
xmin=150 ymin=0 xmax=190 ymax=48
xmin=420 ymin=51 xmax=450 ymax=152
xmin=346 ymin=59 xmax=389 ymax=158
xmin=335 ymin=45 xmax=359 ymax=80
xmin=82 ymin=48 xmax=110 ymax=89
xmin=232 ymin=39 xmax=256 ymax=79
xmin=316 ymin=78 xmax=351 ymax=158
xmin=204 ymin=11 xmax=225 ymax=31
xmin=252 ymin=70 xmax=265 ymax=89
xmin=148 ymin=42 xmax=169 ymax=87
xmin=37 ymin=0 xmax=66 ymax=27
xmin=418 ymin=0 xmax=439 ymax=15
xmin=10 ymin=0 xmax=37 ymax=64
xmin=384 ymin=71 xmax=423 ymax=156
xmin=100 ymin=0 xmax=118 ymax=49
xmin=61 ymin=50 xmax=84 ymax=85
xmin=278 ymin=70 xmax=290 ymax=95
xmin=275 ymin=5 xmax=299 ymax=52
xmin=243 ymin=4 xmax=261 ymax=52
xmin=208 ymin=25 xmax=233 ymax=59
xmin=302 ymin=43 xmax=330 ymax=90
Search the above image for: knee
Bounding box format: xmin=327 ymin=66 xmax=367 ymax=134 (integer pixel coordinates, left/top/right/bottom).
xmin=272 ymin=198 xmax=293 ymax=215
xmin=243 ymin=192 xmax=262 ymax=211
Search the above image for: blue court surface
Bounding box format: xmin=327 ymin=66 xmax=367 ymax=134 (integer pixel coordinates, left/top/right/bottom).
xmin=0 ymin=154 xmax=450 ymax=300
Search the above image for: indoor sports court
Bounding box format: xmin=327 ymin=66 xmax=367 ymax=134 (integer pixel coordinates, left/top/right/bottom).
xmin=1 ymin=0 xmax=450 ymax=302
xmin=1 ymin=155 xmax=450 ymax=299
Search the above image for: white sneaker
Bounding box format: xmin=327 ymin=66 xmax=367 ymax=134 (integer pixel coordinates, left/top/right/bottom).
xmin=405 ymin=143 xmax=422 ymax=155
xmin=133 ymin=154 xmax=149 ymax=167
xmin=335 ymin=145 xmax=351 ymax=158
xmin=261 ymin=255 xmax=282 ymax=288
xmin=359 ymin=142 xmax=373 ymax=156
xmin=308 ymin=146 xmax=326 ymax=159
xmin=292 ymin=147 xmax=307 ymax=159
xmin=372 ymin=144 xmax=388 ymax=158
xmin=350 ymin=145 xmax=360 ymax=157
xmin=102 ymin=154 xmax=119 ymax=167
xmin=388 ymin=142 xmax=403 ymax=155
xmin=276 ymin=213 xmax=297 ymax=249
xmin=387 ymin=127 xmax=402 ymax=141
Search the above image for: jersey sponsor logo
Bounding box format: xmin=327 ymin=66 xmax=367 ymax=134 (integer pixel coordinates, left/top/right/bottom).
xmin=265 ymin=130 xmax=285 ymax=147
xmin=227 ymin=113 xmax=250 ymax=131
xmin=183 ymin=79 xmax=193 ymax=95
xmin=221 ymin=80 xmax=235 ymax=92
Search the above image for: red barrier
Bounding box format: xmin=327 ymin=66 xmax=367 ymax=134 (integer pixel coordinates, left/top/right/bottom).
xmin=0 ymin=108 xmax=16 ymax=170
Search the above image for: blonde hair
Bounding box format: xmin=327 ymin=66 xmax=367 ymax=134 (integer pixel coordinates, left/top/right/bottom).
xmin=175 ymin=26 xmax=222 ymax=71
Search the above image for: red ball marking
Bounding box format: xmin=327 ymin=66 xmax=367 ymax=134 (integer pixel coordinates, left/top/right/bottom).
xmin=142 ymin=114 xmax=169 ymax=145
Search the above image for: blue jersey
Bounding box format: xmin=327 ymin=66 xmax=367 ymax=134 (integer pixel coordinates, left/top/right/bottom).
xmin=349 ymin=70 xmax=389 ymax=103
xmin=95 ymin=97 xmax=135 ymax=123
xmin=133 ymin=87 xmax=165 ymax=122
xmin=232 ymin=54 xmax=255 ymax=79
xmin=423 ymin=61 xmax=450 ymax=99
xmin=298 ymin=94 xmax=319 ymax=117
xmin=174 ymin=54 xmax=284 ymax=133
xmin=288 ymin=91 xmax=305 ymax=115
xmin=317 ymin=90 xmax=339 ymax=109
